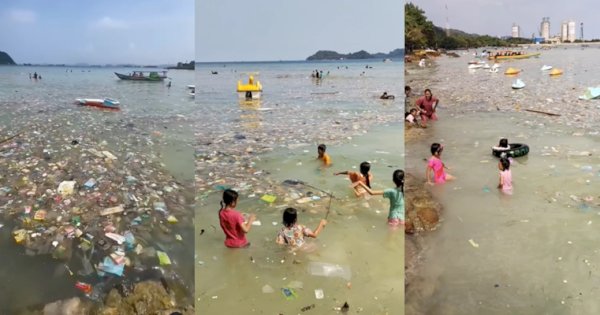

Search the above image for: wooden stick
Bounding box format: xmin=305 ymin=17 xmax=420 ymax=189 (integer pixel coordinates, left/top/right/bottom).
xmin=0 ymin=132 xmax=22 ymax=145
xmin=525 ymin=109 xmax=561 ymax=116
xmin=324 ymin=192 xmax=333 ymax=220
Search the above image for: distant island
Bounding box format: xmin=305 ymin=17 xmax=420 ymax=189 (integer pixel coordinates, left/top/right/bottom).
xmin=167 ymin=61 xmax=194 ymax=70
xmin=306 ymin=49 xmax=403 ymax=61
xmin=0 ymin=51 xmax=16 ymax=65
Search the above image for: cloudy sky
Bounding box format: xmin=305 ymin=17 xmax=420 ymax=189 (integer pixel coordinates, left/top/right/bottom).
xmin=196 ymin=0 xmax=404 ymax=62
xmin=0 ymin=1 xmax=194 ymax=64
xmin=410 ymin=0 xmax=598 ymax=40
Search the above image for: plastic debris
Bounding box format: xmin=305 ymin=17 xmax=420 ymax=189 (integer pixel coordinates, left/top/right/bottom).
xmin=262 ymin=284 xmax=274 ymax=293
xmin=260 ymin=194 xmax=277 ymax=203
xmin=308 ymin=262 xmax=351 ymax=280
xmin=157 ymin=251 xmax=172 ymax=265
xmin=100 ymin=205 xmax=124 ymax=216
xmin=314 ymin=289 xmax=324 ymax=299
xmin=57 ymin=181 xmax=76 ymax=197
xmin=281 ymin=287 xmax=297 ymax=300
xmin=468 ymin=239 xmax=480 ymax=248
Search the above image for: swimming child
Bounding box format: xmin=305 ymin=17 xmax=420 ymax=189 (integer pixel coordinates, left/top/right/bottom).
xmin=218 ymin=189 xmax=256 ymax=248
xmin=276 ymin=207 xmax=327 ymax=249
xmin=359 ymin=169 xmax=405 ymax=228
xmin=497 ymin=157 xmax=512 ymax=194
xmin=334 ymin=161 xmax=373 ymax=197
xmin=426 ymin=143 xmax=455 ymax=185
xmin=317 ymin=144 xmax=331 ymax=166
xmin=492 ymin=138 xmax=509 ymax=150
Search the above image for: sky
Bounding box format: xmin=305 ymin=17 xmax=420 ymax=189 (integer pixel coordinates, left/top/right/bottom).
xmin=196 ymin=0 xmax=404 ymax=62
xmin=410 ymin=0 xmax=599 ymax=40
xmin=0 ymin=0 xmax=194 ymax=65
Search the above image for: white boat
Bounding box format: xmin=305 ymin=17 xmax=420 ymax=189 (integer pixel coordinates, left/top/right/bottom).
xmin=75 ymin=98 xmax=120 ymax=110
xmin=186 ymin=85 xmax=195 ymax=90
xmin=512 ymin=79 xmax=526 ymax=89
xmin=468 ymin=64 xmax=483 ymax=69
xmin=492 ymin=63 xmax=501 ymax=69
xmin=489 ymin=67 xmax=499 ymax=73
xmin=541 ymin=65 xmax=553 ymax=71
xmin=483 ymin=63 xmax=491 ymax=69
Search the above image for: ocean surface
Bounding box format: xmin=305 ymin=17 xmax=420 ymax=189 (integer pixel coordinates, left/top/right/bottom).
xmin=0 ymin=65 xmax=196 ymax=312
xmin=194 ymin=59 xmax=405 ymax=314
xmin=405 ymin=46 xmax=600 ymax=314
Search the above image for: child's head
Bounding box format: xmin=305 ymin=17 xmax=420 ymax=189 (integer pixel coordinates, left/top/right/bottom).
xmin=317 ymin=144 xmax=326 ymax=156
xmin=499 ymin=138 xmax=508 ymax=148
xmin=360 ymin=161 xmax=371 ymax=188
xmin=393 ymin=169 xmax=405 ymax=189
xmin=430 ymin=143 xmax=443 ymax=156
xmin=282 ymin=207 xmax=298 ymax=228
xmin=405 ymin=85 xmax=411 ymax=96
xmin=499 ymin=157 xmax=510 ymax=171
xmin=222 ymin=189 xmax=239 ymax=208
xmin=410 ymin=108 xmax=418 ymax=115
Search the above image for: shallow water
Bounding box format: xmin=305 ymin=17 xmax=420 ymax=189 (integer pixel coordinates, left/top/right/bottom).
xmin=196 ymin=126 xmax=404 ymax=314
xmin=0 ymin=66 xmax=195 ymax=312
xmin=406 ymin=50 xmax=600 ymax=314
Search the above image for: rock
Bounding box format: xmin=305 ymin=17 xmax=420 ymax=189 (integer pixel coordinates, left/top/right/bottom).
xmin=43 ymin=297 xmax=90 ymax=315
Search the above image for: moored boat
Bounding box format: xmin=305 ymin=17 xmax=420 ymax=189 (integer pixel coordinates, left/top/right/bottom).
xmin=114 ymin=71 xmax=167 ymax=81
xmin=75 ymin=98 xmax=120 ymax=110
xmin=549 ymin=69 xmax=563 ymax=76
xmin=541 ymin=65 xmax=553 ymax=71
xmin=512 ymin=79 xmax=525 ymax=89
xmin=488 ymin=51 xmax=541 ymax=60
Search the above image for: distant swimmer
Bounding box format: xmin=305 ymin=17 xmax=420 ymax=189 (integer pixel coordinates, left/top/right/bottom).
xmin=380 ymin=92 xmax=395 ymax=100
xmin=33 ymin=72 xmax=38 ymax=79
xmin=167 ymin=81 xmax=172 ymax=88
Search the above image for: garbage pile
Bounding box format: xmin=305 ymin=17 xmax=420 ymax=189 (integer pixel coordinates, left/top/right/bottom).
xmin=0 ymin=109 xmax=194 ymax=306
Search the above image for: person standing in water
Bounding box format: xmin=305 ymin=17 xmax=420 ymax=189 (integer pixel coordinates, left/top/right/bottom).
xmin=276 ymin=207 xmax=327 ymax=250
xmin=359 ymin=169 xmax=405 ymax=228
xmin=317 ymin=144 xmax=331 ymax=166
xmin=416 ymin=89 xmax=439 ymax=127
xmin=334 ymin=161 xmax=373 ymax=197
xmin=426 ymin=143 xmax=455 ymax=185
xmin=497 ymin=157 xmax=512 ymax=195
xmin=218 ymin=189 xmax=256 ymax=248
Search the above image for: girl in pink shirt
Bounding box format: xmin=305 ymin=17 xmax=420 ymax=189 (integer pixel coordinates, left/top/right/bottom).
xmin=426 ymin=143 xmax=455 ymax=185
xmin=497 ymin=157 xmax=513 ymax=194
xmin=219 ymin=189 xmax=256 ymax=248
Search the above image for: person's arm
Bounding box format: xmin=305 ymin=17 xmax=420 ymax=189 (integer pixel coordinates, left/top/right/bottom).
xmin=358 ymin=182 xmax=384 ymax=195
xmin=276 ymin=231 xmax=285 ymax=245
xmin=305 ymin=220 xmax=327 ymax=238
xmin=426 ymin=164 xmax=433 ymax=185
xmin=240 ymin=213 xmax=256 ymax=233
xmin=498 ymin=172 xmax=504 ymax=189
xmin=334 ymin=171 xmax=348 ymax=176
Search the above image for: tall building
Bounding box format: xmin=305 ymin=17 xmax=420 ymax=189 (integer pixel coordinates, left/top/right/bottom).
xmin=567 ymin=20 xmax=576 ymax=42
xmin=511 ymin=23 xmax=520 ymax=38
xmin=541 ymin=17 xmax=550 ymax=41
xmin=561 ymin=22 xmax=568 ymax=42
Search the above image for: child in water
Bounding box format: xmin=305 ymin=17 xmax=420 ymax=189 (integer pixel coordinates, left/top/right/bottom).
xmin=497 ymin=157 xmax=512 ymax=194
xmin=218 ymin=189 xmax=256 ymax=248
xmin=276 ymin=207 xmax=327 ymax=250
xmin=334 ymin=161 xmax=373 ymax=197
xmin=359 ymin=169 xmax=405 ymax=228
xmin=426 ymin=143 xmax=455 ymax=185
xmin=317 ymin=144 xmax=331 ymax=166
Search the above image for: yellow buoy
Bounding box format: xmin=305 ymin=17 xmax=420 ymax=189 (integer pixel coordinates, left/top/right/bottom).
xmin=549 ymin=69 xmax=563 ymax=76
xmin=504 ymin=67 xmax=521 ymax=75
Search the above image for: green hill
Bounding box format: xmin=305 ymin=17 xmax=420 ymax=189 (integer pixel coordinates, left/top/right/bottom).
xmin=307 ymin=49 xmax=404 ymax=61
xmin=0 ymin=51 xmax=16 ymax=65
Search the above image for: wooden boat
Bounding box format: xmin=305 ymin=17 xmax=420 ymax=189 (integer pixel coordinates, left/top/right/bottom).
xmin=488 ymin=51 xmax=541 ymax=60
xmin=75 ymin=98 xmax=120 ymax=110
xmin=114 ymin=71 xmax=167 ymax=81
xmin=237 ymin=74 xmax=262 ymax=99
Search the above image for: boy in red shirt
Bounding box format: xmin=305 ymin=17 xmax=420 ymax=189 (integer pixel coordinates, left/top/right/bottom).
xmin=219 ymin=189 xmax=256 ymax=248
